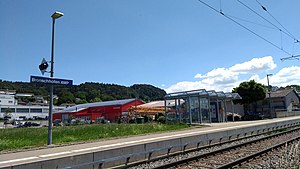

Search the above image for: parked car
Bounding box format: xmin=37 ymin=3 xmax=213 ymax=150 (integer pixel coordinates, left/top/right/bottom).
xmin=227 ymin=113 xmax=241 ymax=121
xmin=242 ymin=112 xmax=264 ymax=121
xmin=15 ymin=121 xmax=40 ymax=128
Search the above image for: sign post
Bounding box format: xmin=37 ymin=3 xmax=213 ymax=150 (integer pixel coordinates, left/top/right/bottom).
xmin=30 ymin=76 xmax=73 ymax=86
xmin=30 ymin=75 xmax=72 ymax=145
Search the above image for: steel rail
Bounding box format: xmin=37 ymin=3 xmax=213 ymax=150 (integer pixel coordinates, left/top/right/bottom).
xmin=150 ymin=126 xmax=300 ymax=169
xmin=60 ymin=125 xmax=300 ymax=169
xmin=216 ymin=135 xmax=300 ymax=169
xmin=119 ymin=129 xmax=270 ymax=169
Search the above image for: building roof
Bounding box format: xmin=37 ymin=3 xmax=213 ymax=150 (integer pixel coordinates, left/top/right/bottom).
xmin=138 ymin=101 xmax=165 ymax=108
xmin=57 ymin=98 xmax=137 ymax=113
xmin=269 ymin=88 xmax=297 ymax=98
xmin=165 ymin=89 xmax=241 ymax=100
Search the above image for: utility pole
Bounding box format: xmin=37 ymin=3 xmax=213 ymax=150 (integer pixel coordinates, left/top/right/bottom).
xmin=48 ymin=11 xmax=64 ymax=145
xmin=267 ymin=74 xmax=273 ymax=118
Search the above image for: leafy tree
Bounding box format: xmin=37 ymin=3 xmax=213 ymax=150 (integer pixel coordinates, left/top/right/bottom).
xmin=290 ymin=85 xmax=300 ymax=91
xmin=232 ymin=80 xmax=266 ymax=113
xmin=3 ymin=108 xmax=12 ymax=128
xmin=130 ymin=84 xmax=166 ymax=102
xmin=91 ymin=97 xmax=102 ymax=103
xmin=57 ymin=89 xmax=75 ymax=105
xmin=0 ymin=81 xmax=167 ymax=105
xmin=4 ymin=108 xmax=12 ymax=120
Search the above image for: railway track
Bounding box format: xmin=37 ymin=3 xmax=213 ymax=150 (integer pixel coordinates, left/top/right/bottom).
xmin=127 ymin=126 xmax=300 ymax=169
xmin=238 ymin=140 xmax=300 ymax=169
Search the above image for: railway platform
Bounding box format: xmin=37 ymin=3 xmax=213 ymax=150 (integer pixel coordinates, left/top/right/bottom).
xmin=1 ymin=116 xmax=300 ymax=169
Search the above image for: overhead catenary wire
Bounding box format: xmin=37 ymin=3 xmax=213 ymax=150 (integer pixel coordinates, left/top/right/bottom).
xmin=255 ymin=0 xmax=298 ymax=41
xmin=197 ymin=0 xmax=292 ymax=56
xmin=237 ymin=0 xmax=297 ymax=42
xmin=280 ymin=55 xmax=300 ymax=61
xmin=280 ymin=31 xmax=283 ymax=50
xmin=226 ymin=14 xmax=277 ymax=30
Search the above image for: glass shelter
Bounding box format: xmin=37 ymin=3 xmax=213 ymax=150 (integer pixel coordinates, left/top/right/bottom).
xmin=164 ymin=89 xmax=241 ymax=124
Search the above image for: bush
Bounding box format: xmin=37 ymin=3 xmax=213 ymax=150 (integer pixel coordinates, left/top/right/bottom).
xmin=157 ymin=116 xmax=166 ymax=124
xmin=143 ymin=116 xmax=151 ymax=123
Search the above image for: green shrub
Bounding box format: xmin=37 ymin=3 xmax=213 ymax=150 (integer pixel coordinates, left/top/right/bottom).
xmin=157 ymin=116 xmax=166 ymax=123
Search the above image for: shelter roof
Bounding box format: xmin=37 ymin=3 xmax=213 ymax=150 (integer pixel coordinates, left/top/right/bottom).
xmin=138 ymin=101 xmax=165 ymax=108
xmin=164 ymin=89 xmax=208 ymax=99
xmin=165 ymin=89 xmax=241 ymax=100
xmin=231 ymin=93 xmax=242 ymax=100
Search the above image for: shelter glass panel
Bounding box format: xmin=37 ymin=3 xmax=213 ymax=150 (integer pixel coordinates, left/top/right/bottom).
xmin=200 ymin=98 xmax=210 ymax=123
xmin=181 ymin=98 xmax=190 ymax=123
xmin=210 ymin=100 xmax=218 ymax=122
xmin=165 ymin=99 xmax=177 ymax=123
xmin=219 ymin=101 xmax=225 ymax=122
xmin=190 ymin=97 xmax=200 ymax=123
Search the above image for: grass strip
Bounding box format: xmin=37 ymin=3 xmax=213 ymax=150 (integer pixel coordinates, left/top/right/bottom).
xmin=0 ymin=123 xmax=190 ymax=152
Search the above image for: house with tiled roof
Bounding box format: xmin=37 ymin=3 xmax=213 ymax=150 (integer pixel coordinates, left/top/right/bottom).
xmin=256 ymin=87 xmax=300 ymax=118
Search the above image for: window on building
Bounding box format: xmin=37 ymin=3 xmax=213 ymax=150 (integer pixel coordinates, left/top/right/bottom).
xmin=42 ymin=108 xmax=49 ymax=113
xmin=1 ymin=108 xmax=15 ymax=113
xmin=8 ymin=101 xmax=13 ymax=104
xmin=30 ymin=108 xmax=43 ymax=113
xmin=16 ymin=108 xmax=30 ymax=113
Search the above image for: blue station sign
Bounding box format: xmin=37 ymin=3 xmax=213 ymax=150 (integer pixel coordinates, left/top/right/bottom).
xmin=30 ymin=75 xmax=73 ymax=86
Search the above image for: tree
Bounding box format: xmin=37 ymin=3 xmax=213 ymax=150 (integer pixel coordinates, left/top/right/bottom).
xmin=290 ymin=85 xmax=300 ymax=91
xmin=0 ymin=81 xmax=167 ymax=104
xmin=232 ymin=80 xmax=266 ymax=113
xmin=130 ymin=84 xmax=166 ymax=102
xmin=57 ymin=89 xmax=75 ymax=105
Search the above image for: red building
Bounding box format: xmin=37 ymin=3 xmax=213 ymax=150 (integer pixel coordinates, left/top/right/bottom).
xmin=53 ymin=98 xmax=144 ymax=122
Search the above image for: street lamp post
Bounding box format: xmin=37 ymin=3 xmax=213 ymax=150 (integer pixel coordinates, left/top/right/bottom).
xmin=48 ymin=11 xmax=63 ymax=145
xmin=267 ymin=74 xmax=273 ymax=119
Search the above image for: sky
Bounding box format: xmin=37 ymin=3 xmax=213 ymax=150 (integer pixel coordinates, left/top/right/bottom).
xmin=1 ymin=0 xmax=299 ymax=94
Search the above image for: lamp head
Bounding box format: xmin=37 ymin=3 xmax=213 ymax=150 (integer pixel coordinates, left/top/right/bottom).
xmin=51 ymin=11 xmax=64 ymax=19
xmin=39 ymin=58 xmax=49 ymax=75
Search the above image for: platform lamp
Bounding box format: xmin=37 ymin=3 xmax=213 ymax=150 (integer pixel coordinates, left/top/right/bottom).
xmin=267 ymin=74 xmax=273 ymax=119
xmin=48 ymin=11 xmax=64 ymax=145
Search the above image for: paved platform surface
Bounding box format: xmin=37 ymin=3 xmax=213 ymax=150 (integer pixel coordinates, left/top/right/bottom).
xmin=1 ymin=116 xmax=300 ymax=168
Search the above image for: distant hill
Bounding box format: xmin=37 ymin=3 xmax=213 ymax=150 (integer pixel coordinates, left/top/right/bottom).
xmin=0 ymin=80 xmax=166 ymax=106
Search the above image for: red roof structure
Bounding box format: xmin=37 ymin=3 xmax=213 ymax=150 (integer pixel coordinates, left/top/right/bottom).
xmin=53 ymin=98 xmax=144 ymax=122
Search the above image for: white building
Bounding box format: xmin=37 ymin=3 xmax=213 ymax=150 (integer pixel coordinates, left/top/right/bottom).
xmin=0 ymin=90 xmax=64 ymax=120
xmin=0 ymin=90 xmax=17 ymax=105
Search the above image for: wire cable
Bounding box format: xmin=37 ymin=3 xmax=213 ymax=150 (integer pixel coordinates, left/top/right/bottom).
xmin=237 ymin=0 xmax=296 ymax=42
xmin=197 ymin=0 xmax=292 ymax=56
xmin=255 ymin=0 xmax=298 ymax=41
xmin=226 ymin=14 xmax=277 ymax=30
xmin=280 ymin=30 xmax=283 ymax=50
xmin=280 ymin=55 xmax=300 ymax=61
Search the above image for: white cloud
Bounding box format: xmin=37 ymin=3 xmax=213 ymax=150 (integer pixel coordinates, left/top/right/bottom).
xmin=165 ymin=56 xmax=297 ymax=94
xmin=165 ymin=80 xmax=239 ymax=93
xmin=270 ymin=66 xmax=300 ymax=87
xmin=230 ymin=56 xmax=276 ymax=73
xmin=248 ymin=74 xmax=260 ymax=82
xmin=194 ymin=73 xmax=204 ymax=78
